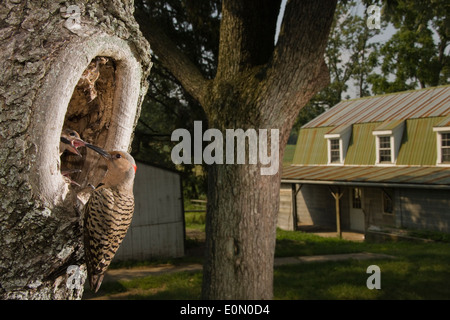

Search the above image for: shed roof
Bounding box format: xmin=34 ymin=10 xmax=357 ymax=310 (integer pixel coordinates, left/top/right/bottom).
xmin=281 ymin=165 xmax=450 ymax=189
xmin=304 ymin=85 xmax=450 ymax=129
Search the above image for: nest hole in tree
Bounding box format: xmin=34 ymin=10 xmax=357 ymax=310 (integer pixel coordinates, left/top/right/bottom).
xmin=60 ymin=56 xmax=116 ymax=188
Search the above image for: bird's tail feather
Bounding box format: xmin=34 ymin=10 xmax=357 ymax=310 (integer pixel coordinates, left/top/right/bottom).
xmin=90 ymin=273 xmax=105 ymax=293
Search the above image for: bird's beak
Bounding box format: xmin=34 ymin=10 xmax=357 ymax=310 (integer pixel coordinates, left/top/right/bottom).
xmin=61 ymin=137 xmax=84 ymax=156
xmin=85 ymin=143 xmax=111 ymax=158
xmin=70 ymin=138 xmax=86 ymax=156
xmin=72 ymin=138 xmax=86 ymax=149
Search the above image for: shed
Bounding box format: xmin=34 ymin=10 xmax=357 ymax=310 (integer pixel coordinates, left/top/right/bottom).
xmin=113 ymin=161 xmax=185 ymax=261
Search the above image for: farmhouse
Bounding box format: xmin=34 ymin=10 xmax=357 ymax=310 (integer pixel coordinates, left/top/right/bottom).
xmin=279 ymin=85 xmax=450 ymax=236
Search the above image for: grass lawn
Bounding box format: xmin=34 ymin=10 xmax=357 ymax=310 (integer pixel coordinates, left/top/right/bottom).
xmin=274 ymin=242 xmax=450 ymax=299
xmin=184 ymin=200 xmax=206 ymax=231
xmin=276 ymin=230 xmax=450 ymax=299
xmin=93 ymin=229 xmax=450 ymax=300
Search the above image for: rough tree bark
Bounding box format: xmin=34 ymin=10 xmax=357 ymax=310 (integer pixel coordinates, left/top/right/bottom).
xmin=137 ymin=0 xmax=336 ymax=299
xmin=0 ymin=0 xmax=151 ymax=299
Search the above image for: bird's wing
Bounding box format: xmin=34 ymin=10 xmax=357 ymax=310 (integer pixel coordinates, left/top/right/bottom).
xmin=83 ymin=187 xmax=134 ymax=292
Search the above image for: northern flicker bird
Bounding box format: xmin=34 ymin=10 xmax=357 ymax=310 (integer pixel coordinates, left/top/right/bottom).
xmin=82 ymin=147 xmax=137 ymax=292
xmin=60 ymin=128 xmax=87 ymax=186
xmin=60 ymin=128 xmax=86 ymax=157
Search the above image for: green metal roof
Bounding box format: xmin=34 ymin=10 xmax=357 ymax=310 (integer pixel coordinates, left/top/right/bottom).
xmin=303 ymin=85 xmax=450 ymax=128
xmin=292 ymin=86 xmax=450 ymax=167
xmin=434 ymin=115 xmax=450 ymax=128
xmin=286 ymin=87 xmax=450 ymax=186
xmin=292 ymin=127 xmax=330 ymax=165
xmin=396 ymin=117 xmax=444 ymax=165
xmin=344 ymin=123 xmax=377 ymax=165
xmin=282 ymin=165 xmax=450 ymax=189
xmin=374 ymin=119 xmax=405 ymax=131
xmin=292 ymin=118 xmax=445 ymax=166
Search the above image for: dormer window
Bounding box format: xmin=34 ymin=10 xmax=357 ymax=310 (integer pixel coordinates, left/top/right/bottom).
xmin=433 ymin=124 xmax=450 ymax=165
xmin=324 ymin=124 xmax=351 ymax=165
xmin=378 ymin=136 xmax=392 ymax=163
xmin=442 ymin=133 xmax=450 ymax=163
xmin=373 ymin=120 xmax=404 ymax=165
xmin=329 ymin=139 xmax=340 ymax=163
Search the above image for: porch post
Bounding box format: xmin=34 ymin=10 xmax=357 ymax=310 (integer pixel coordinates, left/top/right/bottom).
xmin=329 ymin=186 xmax=343 ymax=239
xmin=291 ymin=184 xmax=302 ymax=231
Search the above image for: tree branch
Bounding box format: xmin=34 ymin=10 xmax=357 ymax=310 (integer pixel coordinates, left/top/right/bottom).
xmin=216 ymin=0 xmax=281 ymax=79
xmin=138 ymin=118 xmax=156 ymax=132
xmin=275 ymin=0 xmax=336 ymax=78
xmin=264 ymin=1 xmax=336 ymax=109
xmin=134 ymin=9 xmax=210 ymax=106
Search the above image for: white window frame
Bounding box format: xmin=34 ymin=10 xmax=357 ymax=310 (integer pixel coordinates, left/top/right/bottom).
xmin=433 ymin=127 xmax=450 ymax=166
xmin=326 ymin=137 xmax=343 ymax=164
xmin=351 ymin=187 xmax=363 ymax=209
xmin=374 ymin=134 xmax=394 ymax=164
xmin=382 ymin=189 xmax=394 ymax=215
xmin=372 ymin=122 xmax=404 ymax=166
xmin=324 ymin=125 xmax=351 ymax=165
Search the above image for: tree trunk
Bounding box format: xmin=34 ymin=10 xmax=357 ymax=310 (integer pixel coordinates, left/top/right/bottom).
xmin=0 ymin=0 xmax=151 ymax=299
xmin=203 ymin=163 xmax=280 ymax=299
xmin=201 ymin=61 xmax=330 ymax=299
xmin=137 ymin=0 xmax=337 ymax=299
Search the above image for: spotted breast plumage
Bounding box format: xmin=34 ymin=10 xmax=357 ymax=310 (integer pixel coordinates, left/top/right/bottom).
xmin=82 ymin=148 xmax=137 ymax=293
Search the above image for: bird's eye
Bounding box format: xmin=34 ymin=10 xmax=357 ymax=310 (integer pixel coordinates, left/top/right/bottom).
xmin=69 ymin=131 xmax=76 ymax=136
xmin=115 ymin=153 xmax=122 ymax=159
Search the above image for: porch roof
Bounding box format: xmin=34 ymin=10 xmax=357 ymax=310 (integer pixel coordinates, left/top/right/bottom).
xmin=281 ymin=165 xmax=450 ymax=189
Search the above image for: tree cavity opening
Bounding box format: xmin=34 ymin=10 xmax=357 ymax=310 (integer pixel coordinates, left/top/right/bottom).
xmin=60 ymin=56 xmax=116 ymax=188
xmin=31 ymin=36 xmax=144 ymax=206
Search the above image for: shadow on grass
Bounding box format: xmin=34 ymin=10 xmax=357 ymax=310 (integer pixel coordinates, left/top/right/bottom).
xmin=84 ymin=231 xmax=450 ymax=300
xmin=275 ymin=230 xmax=366 ymax=257
xmin=84 ymin=271 xmax=203 ymax=300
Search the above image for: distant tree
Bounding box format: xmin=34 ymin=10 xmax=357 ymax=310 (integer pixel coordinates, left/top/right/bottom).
xmin=327 ymin=0 xmax=380 ymax=101
xmin=132 ymin=0 xmax=221 ymax=199
xmin=368 ymin=0 xmax=449 ymax=93
xmin=291 ymin=0 xmax=381 ymax=136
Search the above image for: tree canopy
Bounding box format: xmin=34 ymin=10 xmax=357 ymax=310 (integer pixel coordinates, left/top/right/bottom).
xmin=368 ymin=0 xmax=449 ymax=93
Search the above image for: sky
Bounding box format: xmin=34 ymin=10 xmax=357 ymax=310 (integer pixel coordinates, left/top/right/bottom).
xmin=274 ymin=0 xmax=287 ymax=44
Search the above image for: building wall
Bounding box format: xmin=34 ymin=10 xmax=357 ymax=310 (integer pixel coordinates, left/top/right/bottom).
xmin=278 ymin=184 xmax=336 ymax=230
xmin=279 ymin=183 xmax=450 ymax=232
xmin=395 ymin=188 xmax=450 ymax=232
xmin=279 ymin=183 xmax=450 ymax=233
xmin=278 ymin=184 xmax=294 ymax=230
xmin=114 ymin=162 xmax=185 ymax=261
xmin=296 ymin=184 xmax=336 ymax=227
xmin=339 ymin=188 xmax=350 ymax=229
xmin=360 ymin=187 xmax=395 ymax=228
